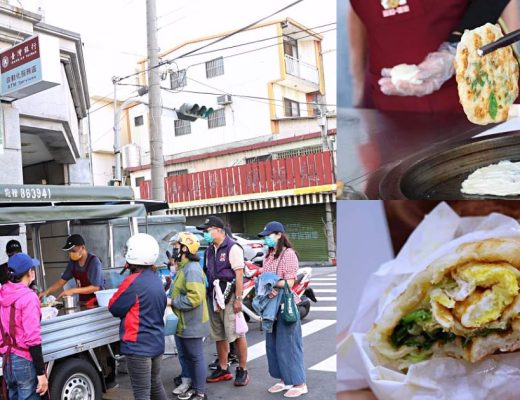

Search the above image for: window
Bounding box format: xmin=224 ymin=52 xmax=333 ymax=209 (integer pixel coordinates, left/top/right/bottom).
xmin=284 ymin=98 xmax=300 ymax=117
xmin=167 ymin=169 xmax=188 ymax=177
xmin=208 ymin=108 xmax=226 ymax=129
xmin=170 ymin=69 xmax=187 ymax=90
xmin=134 ymin=115 xmax=144 ymax=126
xmin=135 ymin=176 xmax=145 ymax=188
xmin=206 ymin=57 xmax=224 ymax=79
xmin=307 ymin=92 xmax=320 ymax=116
xmin=283 ymin=37 xmax=298 ymax=58
xmin=174 ymin=119 xmax=191 ymax=136
xmin=245 ymin=155 xmax=271 ymax=164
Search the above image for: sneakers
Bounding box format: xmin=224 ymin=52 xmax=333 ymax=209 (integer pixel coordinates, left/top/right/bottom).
xmin=177 ymin=389 xmax=195 ymax=400
xmin=206 ymin=366 xmax=233 ymax=383
xmin=234 ymin=367 xmax=250 ymax=386
xmin=173 ymin=374 xmax=183 ymax=387
xmin=208 ymin=353 xmax=239 ymax=370
xmin=172 ymin=377 xmax=192 ymax=395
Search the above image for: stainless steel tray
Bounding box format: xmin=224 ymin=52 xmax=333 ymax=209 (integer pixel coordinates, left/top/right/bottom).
xmin=379 ymin=131 xmax=520 ymax=199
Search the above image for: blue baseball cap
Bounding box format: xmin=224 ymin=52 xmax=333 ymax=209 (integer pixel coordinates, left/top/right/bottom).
xmin=7 ymin=253 xmax=40 ymax=276
xmin=258 ymin=221 xmax=285 ymax=237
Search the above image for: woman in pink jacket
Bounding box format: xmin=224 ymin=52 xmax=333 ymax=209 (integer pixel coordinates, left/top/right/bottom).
xmin=0 ymin=253 xmax=48 ymax=399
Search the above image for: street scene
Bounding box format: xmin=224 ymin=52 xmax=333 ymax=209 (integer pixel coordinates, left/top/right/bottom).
xmin=105 ymin=267 xmax=336 ymax=400
xmin=0 ymin=0 xmax=336 ymax=399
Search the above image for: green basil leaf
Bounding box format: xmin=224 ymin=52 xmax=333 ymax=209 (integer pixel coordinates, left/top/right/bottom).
xmin=489 ymin=91 xmax=498 ymax=119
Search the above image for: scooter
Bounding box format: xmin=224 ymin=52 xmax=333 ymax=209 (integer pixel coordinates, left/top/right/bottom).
xmin=241 ymin=255 xmax=317 ymax=322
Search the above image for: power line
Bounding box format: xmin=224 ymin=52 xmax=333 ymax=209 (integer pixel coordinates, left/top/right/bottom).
xmin=166 ymin=22 xmax=335 ymax=59
xmin=114 ymin=0 xmax=304 ymax=83
xmin=162 ymin=85 xmax=337 ymax=108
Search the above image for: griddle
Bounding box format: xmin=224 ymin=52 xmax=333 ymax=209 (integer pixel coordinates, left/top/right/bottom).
xmin=379 ymin=131 xmax=520 ymax=199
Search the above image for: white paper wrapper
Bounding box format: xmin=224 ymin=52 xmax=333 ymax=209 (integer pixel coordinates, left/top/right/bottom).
xmin=41 ymin=306 xmax=58 ymax=320
xmin=338 ymin=202 xmax=520 ymax=399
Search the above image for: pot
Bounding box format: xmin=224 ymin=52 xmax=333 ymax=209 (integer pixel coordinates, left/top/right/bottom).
xmin=62 ymin=295 xmax=77 ymax=309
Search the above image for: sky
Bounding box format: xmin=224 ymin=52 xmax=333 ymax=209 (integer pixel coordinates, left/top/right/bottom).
xmin=16 ymin=0 xmax=336 ymax=101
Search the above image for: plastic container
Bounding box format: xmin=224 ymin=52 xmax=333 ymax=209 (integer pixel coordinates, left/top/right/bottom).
xmin=95 ymin=288 xmax=118 ymax=307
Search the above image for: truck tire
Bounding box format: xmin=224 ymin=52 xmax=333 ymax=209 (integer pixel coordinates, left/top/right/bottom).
xmin=50 ymin=358 xmax=103 ymax=400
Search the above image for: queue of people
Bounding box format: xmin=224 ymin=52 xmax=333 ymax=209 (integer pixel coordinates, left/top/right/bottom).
xmin=0 ymin=216 xmax=309 ymax=399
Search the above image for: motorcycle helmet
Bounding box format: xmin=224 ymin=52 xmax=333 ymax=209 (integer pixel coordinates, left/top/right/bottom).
xmin=125 ymin=233 xmax=159 ymax=266
xmin=176 ymin=232 xmax=200 ymax=255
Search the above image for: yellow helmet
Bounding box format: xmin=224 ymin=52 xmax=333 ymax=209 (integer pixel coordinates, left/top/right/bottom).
xmin=177 ymin=232 xmax=200 ymax=255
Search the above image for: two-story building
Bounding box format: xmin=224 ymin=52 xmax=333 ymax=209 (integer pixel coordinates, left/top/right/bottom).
xmin=125 ymin=18 xmax=336 ymax=262
xmin=0 ymin=3 xmax=90 ymax=186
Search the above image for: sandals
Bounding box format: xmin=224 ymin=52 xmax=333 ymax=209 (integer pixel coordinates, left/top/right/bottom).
xmin=284 ymin=385 xmax=308 ymax=398
xmin=268 ymin=382 xmax=293 ymax=393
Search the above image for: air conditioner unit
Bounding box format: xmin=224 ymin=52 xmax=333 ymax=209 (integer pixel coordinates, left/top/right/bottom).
xmin=217 ymin=94 xmax=232 ymax=105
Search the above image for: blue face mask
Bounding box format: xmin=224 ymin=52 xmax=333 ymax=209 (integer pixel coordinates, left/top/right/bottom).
xmin=203 ymin=231 xmax=214 ymax=244
xmin=264 ymin=235 xmax=278 ymax=248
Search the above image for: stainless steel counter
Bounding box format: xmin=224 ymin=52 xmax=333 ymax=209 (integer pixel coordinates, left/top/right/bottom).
xmin=41 ymin=306 xmax=119 ymax=362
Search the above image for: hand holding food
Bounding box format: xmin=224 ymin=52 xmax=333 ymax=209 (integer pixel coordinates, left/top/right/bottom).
xmin=378 ymin=43 xmax=455 ymax=97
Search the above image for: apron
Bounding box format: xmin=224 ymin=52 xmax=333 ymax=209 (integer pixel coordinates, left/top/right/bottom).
xmin=72 ymin=254 xmax=96 ymax=302
xmin=351 ymin=0 xmax=468 ymax=112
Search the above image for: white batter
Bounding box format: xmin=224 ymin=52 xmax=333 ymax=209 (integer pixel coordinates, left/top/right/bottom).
xmin=390 ymin=64 xmax=423 ymax=86
xmin=461 ymin=160 xmax=520 ymax=196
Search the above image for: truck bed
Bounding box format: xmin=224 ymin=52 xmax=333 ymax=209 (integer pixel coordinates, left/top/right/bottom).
xmin=41 ymin=306 xmax=120 ymax=362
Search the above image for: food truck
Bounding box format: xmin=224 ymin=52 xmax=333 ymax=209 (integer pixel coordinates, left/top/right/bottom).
xmin=0 ymin=184 xmax=182 ymax=399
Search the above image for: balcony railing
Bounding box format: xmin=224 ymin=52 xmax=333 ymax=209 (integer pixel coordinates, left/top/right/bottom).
xmin=284 ymin=54 xmax=319 ymax=84
xmin=140 ymin=151 xmax=334 ymax=202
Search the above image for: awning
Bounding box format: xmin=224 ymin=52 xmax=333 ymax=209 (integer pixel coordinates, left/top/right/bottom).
xmin=0 ymin=204 xmax=146 ymax=225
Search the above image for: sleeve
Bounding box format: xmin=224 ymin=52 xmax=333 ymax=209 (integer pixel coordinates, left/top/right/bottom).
xmin=108 ymin=274 xmax=138 ymax=317
xmin=87 ymin=257 xmax=104 ymax=288
xmin=28 ymin=345 xmax=45 ymax=375
xmin=173 ymin=267 xmax=206 ymax=311
xmin=61 ymin=261 xmax=74 ymax=281
xmin=229 ymin=244 xmax=244 ymax=271
xmin=281 ymin=249 xmax=299 ymax=280
xmin=448 ymin=0 xmax=511 ymax=42
xmin=20 ymin=294 xmax=42 ymax=348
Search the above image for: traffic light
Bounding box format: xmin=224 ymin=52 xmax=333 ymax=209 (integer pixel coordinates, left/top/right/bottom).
xmin=176 ymin=103 xmax=214 ymax=121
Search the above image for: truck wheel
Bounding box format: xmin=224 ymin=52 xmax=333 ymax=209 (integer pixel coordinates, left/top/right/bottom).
xmin=50 ymin=358 xmax=103 ymax=400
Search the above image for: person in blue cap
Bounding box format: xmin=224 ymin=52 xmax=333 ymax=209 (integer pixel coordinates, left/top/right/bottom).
xmin=0 ymin=253 xmax=48 ymax=399
xmin=258 ymin=221 xmax=307 ymax=398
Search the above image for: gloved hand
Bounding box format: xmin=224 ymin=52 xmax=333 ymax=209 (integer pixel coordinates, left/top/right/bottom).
xmin=378 ymin=42 xmax=457 ymax=97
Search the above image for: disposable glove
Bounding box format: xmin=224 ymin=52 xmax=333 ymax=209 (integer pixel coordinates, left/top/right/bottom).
xmin=378 ymin=42 xmax=457 ymax=97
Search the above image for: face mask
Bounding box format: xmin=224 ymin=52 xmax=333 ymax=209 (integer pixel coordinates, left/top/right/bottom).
xmin=203 ymin=231 xmax=214 ymax=244
xmin=171 ymin=247 xmax=180 ymax=261
xmin=69 ymin=249 xmax=82 ymax=261
xmin=264 ymin=235 xmax=278 ymax=249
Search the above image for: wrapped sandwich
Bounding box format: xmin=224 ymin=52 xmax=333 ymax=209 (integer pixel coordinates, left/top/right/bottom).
xmin=368 ymin=237 xmax=520 ymax=370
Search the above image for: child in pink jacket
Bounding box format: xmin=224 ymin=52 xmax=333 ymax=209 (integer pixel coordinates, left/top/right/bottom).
xmin=0 ymin=253 xmax=48 ymax=399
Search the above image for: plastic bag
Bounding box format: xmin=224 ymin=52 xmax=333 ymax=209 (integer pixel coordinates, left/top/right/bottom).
xmin=164 ymin=307 xmax=178 ymax=336
xmin=235 ymin=311 xmax=248 ymax=335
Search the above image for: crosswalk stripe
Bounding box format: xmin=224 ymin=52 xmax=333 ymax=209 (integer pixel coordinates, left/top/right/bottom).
xmin=316 ymin=297 xmax=336 ymax=301
xmin=313 ymin=289 xmax=336 ymax=293
xmin=311 ymin=306 xmax=336 ymax=312
xmin=247 ymin=319 xmax=336 ymax=362
xmin=311 ymin=283 xmax=336 ymax=286
xmin=309 ymin=355 xmax=336 ymax=372
xmin=313 ymin=278 xmax=337 ymax=281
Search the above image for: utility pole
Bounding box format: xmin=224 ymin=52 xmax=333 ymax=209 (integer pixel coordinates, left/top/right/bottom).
xmin=146 ymin=0 xmax=165 ymax=201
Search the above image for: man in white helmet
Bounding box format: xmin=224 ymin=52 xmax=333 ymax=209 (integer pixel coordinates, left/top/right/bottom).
xmin=108 ymin=233 xmax=168 ymax=400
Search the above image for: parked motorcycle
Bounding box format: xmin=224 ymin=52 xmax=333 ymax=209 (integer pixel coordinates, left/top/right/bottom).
xmin=241 ymin=256 xmax=317 ymax=322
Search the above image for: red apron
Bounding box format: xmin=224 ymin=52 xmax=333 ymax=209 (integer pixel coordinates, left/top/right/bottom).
xmin=351 ymin=0 xmax=468 ymax=113
xmin=73 ymin=254 xmax=96 ymax=302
